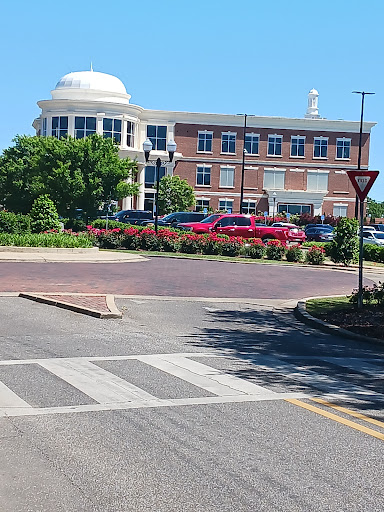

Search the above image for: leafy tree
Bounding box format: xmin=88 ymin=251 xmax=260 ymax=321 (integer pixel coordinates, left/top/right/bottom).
xmin=0 ymin=134 xmax=139 ymax=218
xmin=328 ymin=217 xmax=359 ymax=266
xmin=367 ymin=197 xmax=384 ymax=220
xmin=157 ymin=175 xmax=195 ymax=214
xmin=29 ymin=194 xmax=61 ymax=233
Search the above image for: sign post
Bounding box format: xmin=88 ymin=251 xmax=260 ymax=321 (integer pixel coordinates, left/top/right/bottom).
xmin=346 ymin=170 xmax=379 ymax=308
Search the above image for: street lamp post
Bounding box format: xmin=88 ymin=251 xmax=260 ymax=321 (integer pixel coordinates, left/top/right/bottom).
xmin=239 ymin=114 xmax=247 ymax=213
xmin=272 ymin=192 xmax=277 ymax=223
xmin=143 ymin=138 xmax=177 ymax=233
xmin=352 ymin=91 xmax=375 ymax=219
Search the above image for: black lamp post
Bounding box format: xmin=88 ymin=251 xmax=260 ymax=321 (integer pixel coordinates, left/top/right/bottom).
xmin=143 ymin=138 xmax=177 ymax=233
xmin=238 ymin=114 xmax=248 ymax=213
xmin=272 ymin=192 xmax=277 ymax=223
xmin=352 ymin=91 xmax=375 ymax=219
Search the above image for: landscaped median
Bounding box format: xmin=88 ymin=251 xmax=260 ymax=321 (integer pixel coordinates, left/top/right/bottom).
xmin=295 ymin=289 xmax=384 ymax=344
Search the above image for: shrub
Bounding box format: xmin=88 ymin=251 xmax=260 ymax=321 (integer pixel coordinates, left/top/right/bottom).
xmin=265 ymin=240 xmax=287 ymax=260
xmin=349 ymin=282 xmax=384 ymax=306
xmin=220 ymin=237 xmax=244 ymax=257
xmin=245 ymin=239 xmax=266 ymax=259
xmin=65 ymin=218 xmax=87 ymax=232
xmin=91 ymin=219 xmax=128 ymax=230
xmin=363 ymin=244 xmax=384 ymax=263
xmin=179 ymin=233 xmax=205 ymax=254
xmin=0 ymin=210 xmax=31 ymax=234
xmin=0 ymin=232 xmax=92 ymax=248
xmin=139 ymin=229 xmax=162 ymax=251
xmin=328 ymin=217 xmax=359 ymax=266
xmin=305 ymin=245 xmax=326 ymax=265
xmin=29 ymin=195 xmax=61 ymax=233
xmin=96 ymin=229 xmax=124 ymax=249
xmin=286 ymin=245 xmax=303 ymax=262
xmin=201 ymin=233 xmax=223 ymax=255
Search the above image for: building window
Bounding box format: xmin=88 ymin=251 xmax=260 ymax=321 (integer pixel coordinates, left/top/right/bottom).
xmin=218 ymin=199 xmax=233 ymax=212
xmin=103 ymin=118 xmax=122 ymax=143
xmin=278 ymin=204 xmax=311 ymax=215
xmin=196 ymin=165 xmax=211 ymax=186
xmin=336 ymin=138 xmax=351 ymax=159
xmin=333 ymin=204 xmax=348 ymax=217
xmin=74 ymin=117 xmax=96 ymax=139
xmin=291 ymin=136 xmax=305 ymax=157
xmin=42 ymin=118 xmax=47 ymax=137
xmin=51 ymin=116 xmax=68 ymax=138
xmin=263 ymin=169 xmax=285 ymax=189
xmin=195 ymin=199 xmax=210 ymax=212
xmin=144 ymin=192 xmax=155 ymax=212
xmin=197 ymin=131 xmax=213 ymax=152
xmin=126 ymin=121 xmax=135 ymax=147
xmin=241 ymin=201 xmax=257 ymax=214
xmin=145 ymin=166 xmax=166 ymax=188
xmin=220 ymin=167 xmax=235 ymax=187
xmin=314 ymin=137 xmax=328 ymax=158
xmin=221 ymin=132 xmax=236 ymax=154
xmin=307 ymin=171 xmax=329 ymax=191
xmin=268 ymin=135 xmax=282 ymax=156
xmin=245 ymin=134 xmax=259 ymax=155
xmin=147 ymin=125 xmax=167 ymax=151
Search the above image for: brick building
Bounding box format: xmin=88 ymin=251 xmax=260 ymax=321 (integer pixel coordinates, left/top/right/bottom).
xmin=33 ymin=70 xmax=376 ymax=218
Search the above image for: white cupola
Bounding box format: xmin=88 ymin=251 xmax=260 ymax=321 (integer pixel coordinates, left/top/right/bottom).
xmin=305 ymin=88 xmax=320 ymax=119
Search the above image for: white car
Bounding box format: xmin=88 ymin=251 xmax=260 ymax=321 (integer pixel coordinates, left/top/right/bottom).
xmin=362 ymin=230 xmax=384 ymax=246
xmin=271 ymin=222 xmax=301 ymax=233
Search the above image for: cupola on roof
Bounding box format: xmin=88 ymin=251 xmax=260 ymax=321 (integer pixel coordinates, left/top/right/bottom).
xmin=55 ymin=70 xmax=127 ymax=95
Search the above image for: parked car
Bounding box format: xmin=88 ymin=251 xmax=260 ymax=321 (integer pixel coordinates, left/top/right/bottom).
xmin=367 ymin=224 xmax=384 ymax=232
xmin=271 ymin=222 xmax=302 ymax=233
xmin=305 ymin=227 xmax=335 ymax=242
xmin=180 ymin=214 xmax=306 ymax=242
xmin=113 ymin=210 xmax=154 ymax=225
xmin=304 ymin=223 xmax=334 ymax=233
xmin=141 ymin=211 xmax=208 ymax=228
xmin=362 ymin=230 xmax=384 ymax=246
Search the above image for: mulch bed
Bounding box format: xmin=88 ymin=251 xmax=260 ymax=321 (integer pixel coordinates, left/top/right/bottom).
xmin=316 ymin=306 xmax=384 ymax=340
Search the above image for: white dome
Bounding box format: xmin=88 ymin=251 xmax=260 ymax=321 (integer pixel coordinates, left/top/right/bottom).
xmin=309 ymin=88 xmax=319 ymax=95
xmin=55 ymin=71 xmax=127 ymax=95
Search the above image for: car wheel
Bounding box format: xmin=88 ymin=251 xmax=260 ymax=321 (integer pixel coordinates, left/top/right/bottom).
xmin=261 ymin=236 xmax=276 ymax=242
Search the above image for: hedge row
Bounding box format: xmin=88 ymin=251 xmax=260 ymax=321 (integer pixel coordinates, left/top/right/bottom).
xmin=0 ymin=232 xmax=93 ymax=248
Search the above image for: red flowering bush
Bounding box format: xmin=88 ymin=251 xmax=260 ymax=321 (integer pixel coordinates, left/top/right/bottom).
xmin=138 ymin=228 xmax=162 ymax=251
xmin=265 ymin=239 xmax=287 ymax=260
xmin=157 ymin=228 xmax=180 ymax=252
xmin=179 ymin=233 xmax=206 ymax=254
xmin=246 ymin=238 xmax=266 ymax=259
xmin=286 ymin=244 xmax=304 ymax=262
xmin=220 ymin=236 xmax=244 ymax=257
xmin=305 ymin=245 xmax=326 ymax=265
xmin=201 ymin=233 xmax=224 ymax=255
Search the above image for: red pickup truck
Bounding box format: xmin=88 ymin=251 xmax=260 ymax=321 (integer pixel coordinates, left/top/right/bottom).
xmin=179 ymin=214 xmax=306 ymax=243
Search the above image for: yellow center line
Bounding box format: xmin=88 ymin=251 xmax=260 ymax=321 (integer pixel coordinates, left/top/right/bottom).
xmin=310 ymin=398 xmax=384 ymax=429
xmin=285 ymin=398 xmax=384 ymax=441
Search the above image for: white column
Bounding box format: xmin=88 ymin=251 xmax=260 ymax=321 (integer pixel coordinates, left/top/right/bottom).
xmin=137 ymin=164 xmax=145 ymax=210
xmin=96 ymin=115 xmax=104 ymax=135
xmin=68 ymin=115 xmax=75 ymax=137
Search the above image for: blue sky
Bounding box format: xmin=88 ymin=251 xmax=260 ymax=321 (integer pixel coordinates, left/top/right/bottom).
xmin=1 ymin=0 xmax=383 ymax=200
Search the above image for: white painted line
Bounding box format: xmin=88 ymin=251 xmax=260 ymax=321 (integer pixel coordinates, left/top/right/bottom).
xmin=0 ymin=392 xmax=308 ymax=418
xmin=244 ymin=355 xmax=384 ymax=401
xmin=159 ymin=354 xmax=275 ymax=396
xmin=0 ymin=381 xmax=32 ymax=408
xmin=38 ymin=359 xmax=156 ymax=403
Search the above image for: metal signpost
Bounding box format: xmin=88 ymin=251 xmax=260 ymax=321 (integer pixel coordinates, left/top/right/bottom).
xmin=346 ymin=170 xmax=379 ymax=308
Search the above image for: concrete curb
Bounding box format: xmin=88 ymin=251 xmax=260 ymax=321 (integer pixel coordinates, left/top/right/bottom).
xmin=0 ymin=247 xmax=99 ymax=253
xmin=294 ymin=296 xmax=384 ymax=346
xmin=19 ymin=293 xmax=122 ymax=319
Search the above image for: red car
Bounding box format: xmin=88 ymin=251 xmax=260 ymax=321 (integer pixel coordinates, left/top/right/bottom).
xmin=179 ymin=214 xmax=306 ymax=243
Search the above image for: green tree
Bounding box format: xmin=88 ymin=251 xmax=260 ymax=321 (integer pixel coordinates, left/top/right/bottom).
xmin=0 ymin=134 xmax=139 ymax=218
xmin=328 ymin=217 xmax=359 ymax=266
xmin=157 ymin=175 xmax=195 ymax=214
xmin=367 ymin=197 xmax=384 ymax=219
xmin=29 ymin=194 xmax=61 ymax=233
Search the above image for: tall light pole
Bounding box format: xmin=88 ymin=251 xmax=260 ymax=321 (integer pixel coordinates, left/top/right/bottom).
xmin=238 ymin=114 xmax=247 ymax=213
xmin=352 ymin=91 xmax=375 ymax=219
xmin=272 ymin=192 xmax=277 ymax=223
xmin=143 ymin=138 xmax=177 ymax=233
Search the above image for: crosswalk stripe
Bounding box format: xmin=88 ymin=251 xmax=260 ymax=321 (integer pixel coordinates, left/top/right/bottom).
xmin=38 ymin=359 xmax=156 ymax=403
xmin=0 ymin=380 xmax=32 ymax=408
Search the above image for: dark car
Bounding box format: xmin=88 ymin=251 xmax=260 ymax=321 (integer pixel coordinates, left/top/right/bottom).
xmin=141 ymin=211 xmax=207 ymax=228
xmin=370 ymin=224 xmax=384 ymax=232
xmin=305 ymin=227 xmax=334 ymax=242
xmin=304 ymin=223 xmax=334 ymax=233
xmin=113 ymin=210 xmax=154 ymax=225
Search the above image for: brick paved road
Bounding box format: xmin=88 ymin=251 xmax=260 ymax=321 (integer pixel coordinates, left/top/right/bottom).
xmin=0 ymin=258 xmax=368 ymax=299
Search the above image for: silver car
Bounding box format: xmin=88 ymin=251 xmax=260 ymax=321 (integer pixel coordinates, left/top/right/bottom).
xmin=362 ymin=230 xmax=384 ymax=246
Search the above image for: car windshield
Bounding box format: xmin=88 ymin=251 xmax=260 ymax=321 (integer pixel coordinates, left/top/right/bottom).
xmin=161 ymin=213 xmax=176 ymax=221
xmin=200 ymin=214 xmax=221 ymax=223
